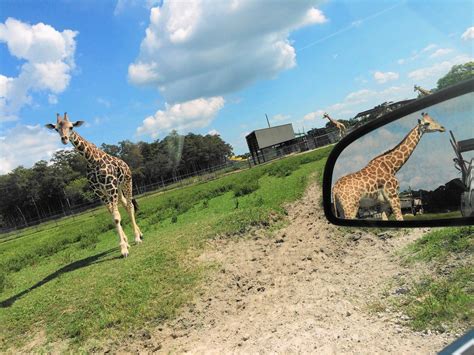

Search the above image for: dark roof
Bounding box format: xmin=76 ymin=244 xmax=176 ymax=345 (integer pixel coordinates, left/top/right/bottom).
xmin=245 ymin=123 xmax=293 ymax=138
xmin=354 ymin=99 xmax=415 ymax=119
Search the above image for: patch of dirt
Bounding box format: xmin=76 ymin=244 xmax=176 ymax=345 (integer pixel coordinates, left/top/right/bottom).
xmin=118 ymin=182 xmax=455 ymax=354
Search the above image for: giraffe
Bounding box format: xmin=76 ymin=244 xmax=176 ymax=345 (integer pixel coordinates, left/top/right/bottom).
xmin=414 ymin=85 xmax=432 ymax=96
xmin=45 ymin=113 xmax=143 ymax=257
xmin=332 ymin=112 xmax=445 ymax=221
xmin=323 ymin=112 xmax=346 ymax=138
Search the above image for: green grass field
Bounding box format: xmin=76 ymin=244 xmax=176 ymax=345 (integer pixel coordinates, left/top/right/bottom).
xmin=395 ymin=227 xmax=473 ymax=332
xmin=0 ymin=147 xmax=331 ymax=351
xmin=403 ymin=211 xmax=462 ymax=220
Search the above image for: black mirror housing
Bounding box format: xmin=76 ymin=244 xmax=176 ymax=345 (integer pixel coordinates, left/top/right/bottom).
xmin=322 ymin=78 xmax=474 ymax=228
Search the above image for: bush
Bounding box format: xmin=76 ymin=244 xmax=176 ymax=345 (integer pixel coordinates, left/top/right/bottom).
xmin=232 ymin=177 xmax=259 ymax=197
xmin=266 ymin=159 xmax=300 ymax=178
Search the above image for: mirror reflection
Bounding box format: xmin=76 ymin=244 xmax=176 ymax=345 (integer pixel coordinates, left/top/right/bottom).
xmin=332 ymin=93 xmax=474 ymax=221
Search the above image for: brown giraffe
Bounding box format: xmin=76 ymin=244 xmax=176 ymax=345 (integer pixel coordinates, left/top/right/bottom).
xmin=323 ymin=112 xmax=346 ymax=138
xmin=45 ymin=113 xmax=143 ymax=257
xmin=333 ymin=112 xmax=445 ymax=221
xmin=414 ymin=85 xmax=432 ymax=96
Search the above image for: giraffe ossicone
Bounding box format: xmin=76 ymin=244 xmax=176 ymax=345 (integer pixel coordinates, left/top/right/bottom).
xmin=46 ymin=112 xmax=143 ymax=257
xmin=332 ymin=112 xmax=445 ymax=221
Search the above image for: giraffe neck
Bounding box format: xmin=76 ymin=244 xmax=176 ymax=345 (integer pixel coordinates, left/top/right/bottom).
xmin=378 ymin=124 xmax=423 ymax=173
xmin=69 ymin=131 xmax=102 ymax=165
xmin=416 ymin=86 xmax=430 ymax=95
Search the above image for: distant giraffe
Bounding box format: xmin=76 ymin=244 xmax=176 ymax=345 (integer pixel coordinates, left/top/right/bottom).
xmin=414 ymin=85 xmax=432 ymax=96
xmin=46 ymin=113 xmax=143 ymax=257
xmin=323 ymin=112 xmax=346 ymax=138
xmin=332 ymin=112 xmax=445 ymax=221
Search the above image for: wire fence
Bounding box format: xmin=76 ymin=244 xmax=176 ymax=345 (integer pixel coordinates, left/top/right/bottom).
xmin=0 ymin=160 xmax=250 ymax=236
xmin=0 ymin=128 xmax=340 ymax=237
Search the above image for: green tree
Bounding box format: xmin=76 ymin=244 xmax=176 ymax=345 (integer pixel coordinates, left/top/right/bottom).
xmin=437 ymin=61 xmax=474 ymax=90
xmin=64 ymin=177 xmax=95 ymax=204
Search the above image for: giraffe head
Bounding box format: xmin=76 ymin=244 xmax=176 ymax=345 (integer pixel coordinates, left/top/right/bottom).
xmin=323 ymin=112 xmax=330 ymax=119
xmin=414 ymin=85 xmax=418 ymax=92
xmin=418 ymin=112 xmax=445 ymax=133
xmin=45 ymin=112 xmax=84 ymax=145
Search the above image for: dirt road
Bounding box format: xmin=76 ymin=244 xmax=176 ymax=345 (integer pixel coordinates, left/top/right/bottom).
xmin=121 ymin=182 xmax=454 ymax=354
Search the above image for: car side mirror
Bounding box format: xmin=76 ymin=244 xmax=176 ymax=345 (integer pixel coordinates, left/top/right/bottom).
xmin=323 ymin=78 xmax=474 ymax=227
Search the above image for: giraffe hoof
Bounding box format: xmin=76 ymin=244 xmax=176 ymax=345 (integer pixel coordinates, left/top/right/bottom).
xmin=122 ymin=252 xmax=129 ymax=258
xmin=135 ymin=238 xmax=143 ymax=244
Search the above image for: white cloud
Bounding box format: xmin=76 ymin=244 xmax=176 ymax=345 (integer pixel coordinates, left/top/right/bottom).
xmin=429 ymin=48 xmax=453 ymax=58
xmin=136 ymin=96 xmax=225 ymax=138
xmin=0 ymin=125 xmax=62 ymax=174
xmin=303 ymin=85 xmax=413 ymax=122
xmin=97 ymin=97 xmax=111 ymax=108
xmin=48 ymin=94 xmax=58 ymax=104
xmin=422 ymin=44 xmax=437 ymax=53
xmin=397 ymin=43 xmax=438 ymax=65
xmin=0 ymin=18 xmax=78 ymax=121
xmin=373 ymin=71 xmax=399 ymax=84
xmin=303 ymin=109 xmax=325 ymax=121
xmin=271 ymin=113 xmax=290 ymax=123
xmin=129 ymin=1 xmax=326 ymax=103
xmin=408 ymin=54 xmax=473 ymax=82
xmin=461 ymin=26 xmax=474 ymax=40
xmin=208 ymin=129 xmax=220 ymax=136
xmin=114 ymin=0 xmax=160 ymax=16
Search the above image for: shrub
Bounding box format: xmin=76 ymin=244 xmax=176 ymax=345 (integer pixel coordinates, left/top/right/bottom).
xmin=266 ymin=159 xmax=299 ymax=178
xmin=232 ymin=178 xmax=259 ymax=197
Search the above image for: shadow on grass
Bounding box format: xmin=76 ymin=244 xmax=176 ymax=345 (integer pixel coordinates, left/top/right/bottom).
xmin=0 ymin=248 xmax=121 ymax=308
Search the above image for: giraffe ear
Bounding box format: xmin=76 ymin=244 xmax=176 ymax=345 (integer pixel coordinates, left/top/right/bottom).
xmin=45 ymin=123 xmax=56 ymax=130
xmin=72 ymin=121 xmax=84 ymax=127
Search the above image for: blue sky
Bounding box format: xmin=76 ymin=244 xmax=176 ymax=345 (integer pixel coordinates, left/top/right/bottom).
xmin=0 ymin=0 xmax=473 ymax=174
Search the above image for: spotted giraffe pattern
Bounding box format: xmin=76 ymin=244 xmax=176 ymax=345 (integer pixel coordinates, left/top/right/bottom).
xmin=323 ymin=113 xmax=346 ymax=138
xmin=333 ymin=113 xmax=445 ymax=221
xmin=46 ymin=113 xmax=142 ymax=257
xmin=71 ymin=132 xmax=129 ymax=204
xmin=414 ymin=85 xmax=432 ymax=96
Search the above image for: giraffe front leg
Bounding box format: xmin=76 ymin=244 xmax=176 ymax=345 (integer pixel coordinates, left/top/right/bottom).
xmin=107 ymin=202 xmax=130 ymax=257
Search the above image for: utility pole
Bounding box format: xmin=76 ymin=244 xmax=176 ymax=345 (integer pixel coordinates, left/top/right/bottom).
xmin=265 ymin=114 xmax=271 ymax=128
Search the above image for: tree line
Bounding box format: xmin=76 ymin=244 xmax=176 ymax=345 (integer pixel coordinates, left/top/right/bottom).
xmin=0 ymin=131 xmax=233 ymax=229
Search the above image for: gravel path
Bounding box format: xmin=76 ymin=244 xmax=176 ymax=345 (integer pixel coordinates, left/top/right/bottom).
xmin=121 ymin=181 xmax=455 ymax=354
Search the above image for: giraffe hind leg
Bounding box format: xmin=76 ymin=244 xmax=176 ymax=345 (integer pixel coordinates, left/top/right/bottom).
xmin=120 ymin=180 xmax=143 ymax=243
xmin=383 ymin=179 xmax=403 ymax=221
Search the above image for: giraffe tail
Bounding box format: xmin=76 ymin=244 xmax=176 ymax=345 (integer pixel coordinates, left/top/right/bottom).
xmin=132 ymin=198 xmax=139 ymax=212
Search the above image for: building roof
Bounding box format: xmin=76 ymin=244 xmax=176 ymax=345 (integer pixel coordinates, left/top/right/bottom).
xmin=245 ymin=123 xmax=293 ymax=138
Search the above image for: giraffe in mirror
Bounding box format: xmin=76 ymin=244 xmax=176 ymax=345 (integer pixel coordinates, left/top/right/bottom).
xmin=323 ymin=112 xmax=346 ymax=138
xmin=45 ymin=113 xmax=143 ymax=257
xmin=414 ymin=85 xmax=432 ymax=96
xmin=332 ymin=112 xmax=445 ymax=221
